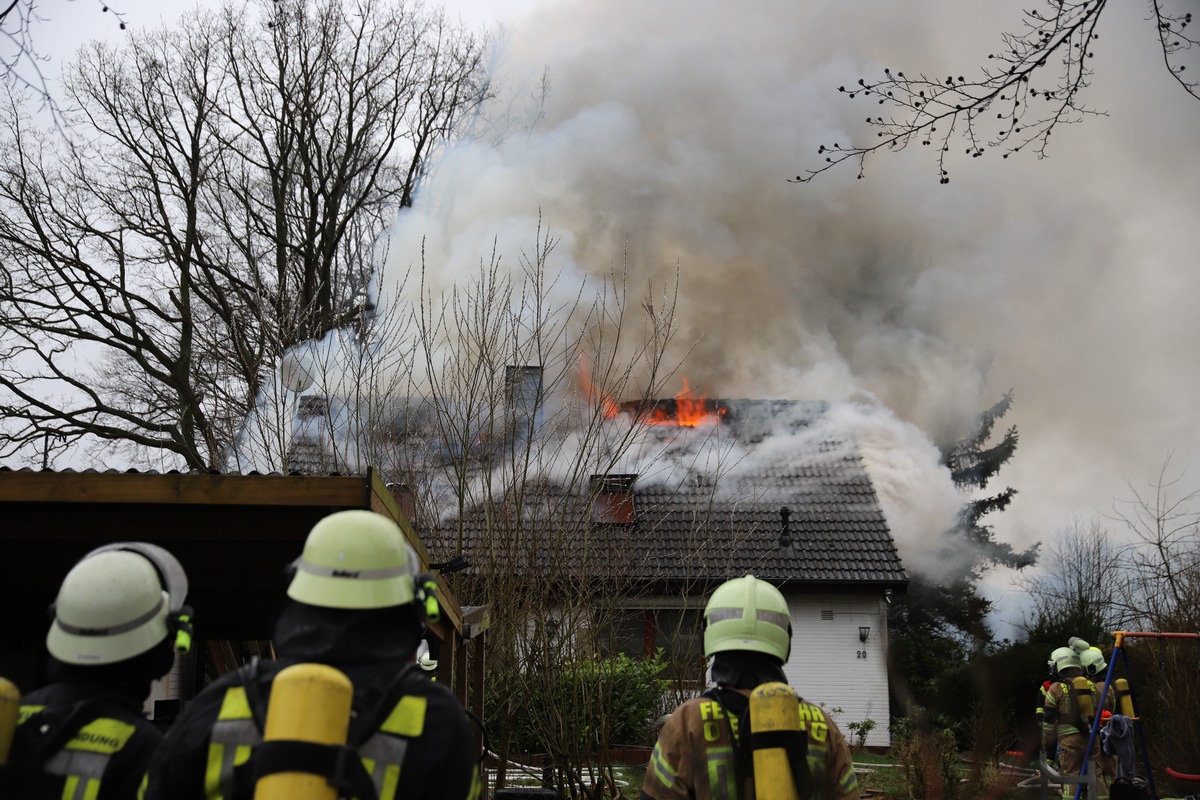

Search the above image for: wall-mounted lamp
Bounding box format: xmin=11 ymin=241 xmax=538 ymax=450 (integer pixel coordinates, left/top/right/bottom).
xmin=859 ymin=626 xmax=871 ymax=643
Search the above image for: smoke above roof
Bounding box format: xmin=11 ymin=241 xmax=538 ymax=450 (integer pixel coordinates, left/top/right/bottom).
xmin=375 ymin=0 xmax=1198 ymax=594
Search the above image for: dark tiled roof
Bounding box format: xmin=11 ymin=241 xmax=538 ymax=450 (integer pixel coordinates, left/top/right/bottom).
xmin=429 ymin=401 xmax=908 ymax=589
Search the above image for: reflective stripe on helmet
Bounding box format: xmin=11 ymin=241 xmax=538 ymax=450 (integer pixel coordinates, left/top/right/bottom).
xmin=293 ymin=560 xmax=412 ymax=581
xmin=53 ymin=595 xmax=165 ymax=639
xmin=705 ymin=608 xmax=791 ymax=630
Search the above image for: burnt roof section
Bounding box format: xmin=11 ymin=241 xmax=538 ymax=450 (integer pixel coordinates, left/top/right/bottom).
xmin=429 ymin=400 xmax=908 ymax=589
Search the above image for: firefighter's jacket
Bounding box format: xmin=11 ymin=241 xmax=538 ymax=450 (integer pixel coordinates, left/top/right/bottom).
xmin=640 ymin=687 xmax=859 ymax=800
xmin=1042 ymin=673 xmax=1114 ymax=749
xmin=142 ymin=656 xmax=480 ymax=800
xmin=0 ymin=682 xmax=162 ymax=800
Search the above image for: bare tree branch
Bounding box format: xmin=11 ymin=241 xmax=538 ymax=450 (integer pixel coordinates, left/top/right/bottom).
xmin=0 ymin=0 xmax=490 ymax=469
xmin=796 ymin=0 xmax=1197 ymax=184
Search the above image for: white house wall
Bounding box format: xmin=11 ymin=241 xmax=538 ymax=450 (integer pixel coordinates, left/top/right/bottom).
xmin=782 ymin=592 xmax=891 ymax=749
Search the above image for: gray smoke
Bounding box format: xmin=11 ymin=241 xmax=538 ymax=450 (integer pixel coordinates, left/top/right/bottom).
xmin=381 ymin=0 xmax=1200 ymax=613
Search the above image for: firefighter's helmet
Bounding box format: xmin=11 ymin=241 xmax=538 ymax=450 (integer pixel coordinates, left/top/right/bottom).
xmin=1068 ymin=636 xmax=1091 ymax=654
xmin=47 ymin=550 xmax=173 ymax=665
xmin=418 ymin=652 xmax=438 ymax=672
xmin=287 ymin=510 xmax=418 ymax=610
xmin=1080 ymin=646 xmax=1107 ymax=677
xmin=703 ymin=574 xmax=792 ymax=662
xmin=1050 ymin=645 xmax=1082 ymax=674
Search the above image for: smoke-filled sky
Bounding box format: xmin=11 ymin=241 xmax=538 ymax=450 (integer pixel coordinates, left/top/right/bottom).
xmin=38 ymin=0 xmax=1200 ymax=633
xmin=381 ymin=0 xmax=1200 ymax=632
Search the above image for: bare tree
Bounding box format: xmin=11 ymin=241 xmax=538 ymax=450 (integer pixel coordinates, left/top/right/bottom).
xmin=264 ymin=223 xmax=745 ymax=796
xmin=796 ymin=0 xmax=1197 ymax=184
xmin=0 ymin=0 xmax=128 ymax=131
xmin=1018 ymin=515 xmax=1131 ymax=635
xmin=1106 ymin=455 xmax=1200 ymax=631
xmin=0 ymin=0 xmax=489 ymax=470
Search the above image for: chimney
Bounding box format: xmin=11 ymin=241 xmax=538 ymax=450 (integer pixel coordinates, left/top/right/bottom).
xmin=591 ymin=473 xmax=637 ymax=524
xmin=506 ymin=365 xmax=543 ymax=447
xmin=778 ymin=506 xmax=792 ymax=548
xmin=386 ymin=482 xmax=418 ymax=525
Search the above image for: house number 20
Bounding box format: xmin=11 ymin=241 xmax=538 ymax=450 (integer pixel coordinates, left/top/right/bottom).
xmin=856 ymin=650 xmax=867 ymax=659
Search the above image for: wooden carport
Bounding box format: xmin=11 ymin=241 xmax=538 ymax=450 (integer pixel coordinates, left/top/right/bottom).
xmin=0 ymin=466 xmax=488 ymax=750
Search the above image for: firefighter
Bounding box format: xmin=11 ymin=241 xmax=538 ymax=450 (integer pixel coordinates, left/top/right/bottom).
xmin=1 ymin=543 xmax=191 ymax=799
xmin=1079 ymin=647 xmax=1117 ymax=785
xmin=640 ymin=574 xmax=859 ymax=800
xmin=416 ymin=640 xmax=439 ymax=680
xmin=1043 ymin=643 xmax=1112 ymax=800
xmin=142 ymin=509 xmax=480 ymax=800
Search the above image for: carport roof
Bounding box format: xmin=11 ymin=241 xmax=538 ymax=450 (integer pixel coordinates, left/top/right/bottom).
xmin=0 ymin=467 xmax=459 ymax=644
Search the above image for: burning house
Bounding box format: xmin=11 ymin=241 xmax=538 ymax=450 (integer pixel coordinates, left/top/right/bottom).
xmin=416 ymin=381 xmax=909 ymax=749
xmin=276 ymin=362 xmax=908 ymax=747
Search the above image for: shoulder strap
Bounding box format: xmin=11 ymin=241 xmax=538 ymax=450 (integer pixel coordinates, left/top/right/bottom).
xmin=239 ymin=656 xmax=272 ymax=733
xmin=16 ymin=695 xmax=140 ymax=763
xmin=229 ymin=661 xmax=422 ymax=800
xmin=351 ymin=662 xmax=427 ymax=746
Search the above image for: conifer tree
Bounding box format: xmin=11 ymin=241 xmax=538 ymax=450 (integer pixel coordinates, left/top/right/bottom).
xmin=889 ymin=391 xmax=1039 ymax=720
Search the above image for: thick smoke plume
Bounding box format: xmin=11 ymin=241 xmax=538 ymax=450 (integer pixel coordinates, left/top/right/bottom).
xmin=376 ymin=0 xmax=1200 ymax=607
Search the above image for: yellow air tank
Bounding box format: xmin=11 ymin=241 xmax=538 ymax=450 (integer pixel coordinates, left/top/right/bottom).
xmin=1114 ymin=678 xmax=1136 ymax=718
xmin=750 ymin=682 xmax=802 ymax=800
xmin=1071 ymin=676 xmax=1096 ymax=721
xmin=254 ymin=664 xmax=354 ymax=800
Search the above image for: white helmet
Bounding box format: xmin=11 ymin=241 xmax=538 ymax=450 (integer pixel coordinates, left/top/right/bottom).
xmin=287 ymin=510 xmax=419 ymax=610
xmin=47 ymin=550 xmax=173 ymax=665
xmin=418 ymin=652 xmax=438 ymax=672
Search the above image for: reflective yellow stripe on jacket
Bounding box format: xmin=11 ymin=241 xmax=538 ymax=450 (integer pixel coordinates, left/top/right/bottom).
xmin=206 ymin=686 xmax=427 ymax=800
xmin=206 ymin=688 xmax=258 ymax=800
xmin=16 ymin=706 xmax=137 ymax=800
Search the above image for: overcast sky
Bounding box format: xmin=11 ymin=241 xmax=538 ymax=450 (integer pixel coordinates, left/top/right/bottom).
xmin=27 ymin=0 xmax=1200 ymax=634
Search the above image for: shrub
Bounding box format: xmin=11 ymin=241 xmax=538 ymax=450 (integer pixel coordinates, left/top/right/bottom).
xmin=847 ymin=717 xmax=878 ymax=751
xmin=891 ymin=719 xmax=961 ymax=800
xmin=486 ymin=651 xmax=669 ymax=755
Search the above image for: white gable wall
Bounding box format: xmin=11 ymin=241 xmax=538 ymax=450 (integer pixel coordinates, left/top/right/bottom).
xmin=782 ymin=592 xmax=891 ymax=749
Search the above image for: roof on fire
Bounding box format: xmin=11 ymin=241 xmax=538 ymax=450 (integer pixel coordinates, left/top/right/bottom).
xmin=427 ymin=400 xmax=909 ymax=590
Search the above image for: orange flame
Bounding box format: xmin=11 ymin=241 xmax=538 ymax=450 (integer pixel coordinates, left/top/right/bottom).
xmin=633 ymin=377 xmax=726 ymax=427
xmin=579 ymin=358 xmax=621 ymax=419
xmin=579 ymin=362 xmax=725 ymax=427
xmin=673 ymin=377 xmax=711 ymax=427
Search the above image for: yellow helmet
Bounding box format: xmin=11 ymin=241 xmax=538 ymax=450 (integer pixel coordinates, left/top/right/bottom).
xmin=1050 ymin=646 xmax=1082 ymax=673
xmin=703 ymin=575 xmax=792 ymax=662
xmin=287 ymin=510 xmax=418 ymax=610
xmin=1080 ymin=646 xmax=1107 ymax=677
xmin=47 ymin=550 xmax=172 ymax=665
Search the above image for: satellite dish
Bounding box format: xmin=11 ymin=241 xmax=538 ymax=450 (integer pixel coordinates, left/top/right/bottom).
xmin=280 ymin=351 xmax=314 ymax=393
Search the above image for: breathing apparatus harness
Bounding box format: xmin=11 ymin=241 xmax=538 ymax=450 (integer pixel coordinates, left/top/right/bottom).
xmin=701 ymin=684 xmax=812 ymax=800
xmin=218 ymin=572 xmax=445 ymax=799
